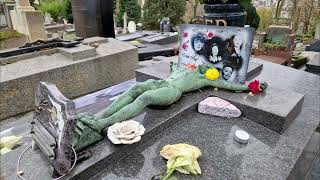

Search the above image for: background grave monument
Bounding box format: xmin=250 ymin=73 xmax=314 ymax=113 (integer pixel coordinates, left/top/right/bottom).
xmin=71 ymin=0 xmax=115 ymax=38
xmin=10 ymin=0 xmax=47 ymax=42
xmin=122 ymin=12 xmax=128 ymax=34
xmin=128 ymin=21 xmax=136 ymax=33
xmin=315 ymin=21 xmax=320 ymax=39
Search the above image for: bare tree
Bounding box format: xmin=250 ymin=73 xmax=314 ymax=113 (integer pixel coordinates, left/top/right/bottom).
xmin=189 ymin=0 xmax=200 ymax=18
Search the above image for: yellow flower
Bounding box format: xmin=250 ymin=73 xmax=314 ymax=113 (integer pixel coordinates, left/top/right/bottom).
xmin=205 ymin=68 xmax=219 ymax=80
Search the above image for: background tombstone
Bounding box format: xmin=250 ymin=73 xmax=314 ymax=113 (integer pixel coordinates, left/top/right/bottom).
xmin=315 ymin=21 xmax=320 ymax=39
xmin=44 ymin=12 xmax=53 ymax=25
xmin=2 ymin=1 xmax=15 ymax=29
xmin=122 ymin=12 xmax=128 ymax=34
xmin=160 ymin=17 xmax=171 ymax=32
xmin=128 ymin=21 xmax=136 ymax=33
xmin=10 ymin=0 xmax=47 ymax=42
xmin=296 ymin=23 xmax=304 ymax=36
xmin=71 ymin=0 xmax=115 ymax=38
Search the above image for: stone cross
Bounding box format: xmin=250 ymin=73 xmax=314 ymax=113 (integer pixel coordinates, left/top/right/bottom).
xmin=123 ymin=12 xmax=128 ymax=34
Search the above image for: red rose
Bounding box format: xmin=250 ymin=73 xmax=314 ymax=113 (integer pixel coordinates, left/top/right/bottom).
xmin=207 ymin=32 xmax=214 ymax=39
xmin=186 ymin=64 xmax=196 ymax=71
xmin=248 ymin=80 xmax=261 ymax=94
xmin=182 ymin=32 xmax=188 ymax=38
xmin=182 ymin=42 xmax=188 ymax=50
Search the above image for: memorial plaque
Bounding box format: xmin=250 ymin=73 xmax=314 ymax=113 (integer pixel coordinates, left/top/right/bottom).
xmin=178 ymin=24 xmax=254 ymax=84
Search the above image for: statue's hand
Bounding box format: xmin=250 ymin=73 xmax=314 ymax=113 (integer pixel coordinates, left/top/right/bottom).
xmin=170 ymin=62 xmax=179 ymax=72
xmin=78 ymin=114 xmax=101 ymax=132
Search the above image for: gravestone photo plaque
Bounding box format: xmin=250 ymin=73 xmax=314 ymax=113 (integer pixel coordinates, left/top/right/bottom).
xmin=178 ymin=24 xmax=255 ymax=84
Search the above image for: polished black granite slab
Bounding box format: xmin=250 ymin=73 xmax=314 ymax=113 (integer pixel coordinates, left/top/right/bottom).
xmin=135 ymin=60 xmax=304 ymax=133
xmin=1 ymin=59 xmax=319 ymax=180
xmin=93 ymin=106 xmax=282 ymax=180
xmin=92 ymin=59 xmax=320 ymax=180
xmin=138 ymin=43 xmax=176 ymax=61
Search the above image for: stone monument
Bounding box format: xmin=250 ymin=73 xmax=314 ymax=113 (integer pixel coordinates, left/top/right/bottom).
xmin=160 ymin=17 xmax=172 ymax=32
xmin=128 ymin=21 xmax=136 ymax=33
xmin=315 ymin=21 xmax=320 ymax=39
xmin=122 ymin=12 xmax=128 ymax=34
xmin=10 ymin=0 xmax=47 ymax=42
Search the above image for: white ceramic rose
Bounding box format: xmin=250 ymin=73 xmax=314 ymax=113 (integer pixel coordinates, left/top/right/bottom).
xmin=107 ymin=120 xmax=145 ymax=144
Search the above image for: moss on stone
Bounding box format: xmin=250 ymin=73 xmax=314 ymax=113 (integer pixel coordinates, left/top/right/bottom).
xmin=0 ymin=30 xmax=23 ymax=41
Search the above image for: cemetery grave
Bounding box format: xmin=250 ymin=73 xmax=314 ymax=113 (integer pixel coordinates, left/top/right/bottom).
xmin=0 ymin=0 xmax=320 ymax=179
xmin=1 ymin=55 xmax=319 ymax=179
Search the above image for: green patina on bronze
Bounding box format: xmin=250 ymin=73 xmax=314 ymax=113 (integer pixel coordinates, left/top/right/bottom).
xmin=72 ymin=63 xmax=267 ymax=151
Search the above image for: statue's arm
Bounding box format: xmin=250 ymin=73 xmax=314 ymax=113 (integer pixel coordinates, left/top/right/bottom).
xmin=204 ymin=78 xmax=250 ymax=92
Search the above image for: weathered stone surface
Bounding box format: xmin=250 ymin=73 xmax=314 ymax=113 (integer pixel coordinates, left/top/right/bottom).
xmin=10 ymin=7 xmax=47 ymax=42
xmin=0 ymin=38 xmax=138 ymax=120
xmin=198 ymin=97 xmax=241 ymax=117
xmin=82 ymin=36 xmax=109 ymax=44
xmin=138 ymin=33 xmax=178 ymax=45
xmin=0 ymin=34 xmax=27 ymax=50
xmin=306 ymin=39 xmax=320 ymax=52
xmin=58 ymin=44 xmax=97 ymax=61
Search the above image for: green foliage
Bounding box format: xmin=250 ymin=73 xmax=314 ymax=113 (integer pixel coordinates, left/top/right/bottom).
xmin=0 ymin=30 xmax=23 ymax=41
xmin=117 ymin=0 xmax=141 ymax=26
xmin=262 ymin=42 xmax=286 ymax=51
xmin=37 ymin=0 xmax=71 ymax=22
xmin=64 ymin=0 xmax=73 ymax=23
xmin=143 ymin=0 xmax=186 ymax=30
xmin=245 ymin=2 xmax=260 ymax=29
xmin=257 ymin=7 xmax=272 ymax=31
xmin=200 ymin=0 xmax=240 ymax=4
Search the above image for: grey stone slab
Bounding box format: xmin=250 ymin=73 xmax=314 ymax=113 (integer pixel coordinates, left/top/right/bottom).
xmin=306 ymin=39 xmax=320 ymax=52
xmin=306 ymin=57 xmax=320 ymax=71
xmin=94 ymin=107 xmax=282 ymax=180
xmin=0 ymin=49 xmax=57 ymax=65
xmin=0 ymin=38 xmax=138 ymax=120
xmin=115 ymin=32 xmax=151 ymax=41
xmin=214 ymin=86 xmax=304 ymax=133
xmin=288 ymin=132 xmax=320 ymax=180
xmin=81 ymin=36 xmax=108 ymax=44
xmin=135 ymin=59 xmax=263 ymax=82
xmin=138 ymin=43 xmax=176 ymax=61
xmin=138 ymin=33 xmax=178 ymax=45
xmin=136 ymin=61 xmax=304 ymax=133
xmin=58 ymin=44 xmax=97 ymax=61
xmin=138 ymin=56 xmax=179 ymax=68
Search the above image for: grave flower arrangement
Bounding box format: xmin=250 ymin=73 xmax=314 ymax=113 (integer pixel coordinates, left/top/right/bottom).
xmin=160 ymin=144 xmax=202 ymax=180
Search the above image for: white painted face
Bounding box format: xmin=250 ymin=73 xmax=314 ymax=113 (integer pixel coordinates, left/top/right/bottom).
xmin=194 ymin=39 xmax=204 ymax=52
xmin=212 ymin=45 xmax=219 ymax=56
xmin=223 ymin=66 xmax=233 ymax=80
xmin=234 ymin=36 xmax=242 ymax=47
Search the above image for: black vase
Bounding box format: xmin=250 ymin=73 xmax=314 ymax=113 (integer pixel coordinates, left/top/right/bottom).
xmin=203 ymin=4 xmax=246 ymax=27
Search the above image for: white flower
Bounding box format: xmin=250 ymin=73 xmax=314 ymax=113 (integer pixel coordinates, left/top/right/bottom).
xmin=107 ymin=120 xmax=145 ymax=144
